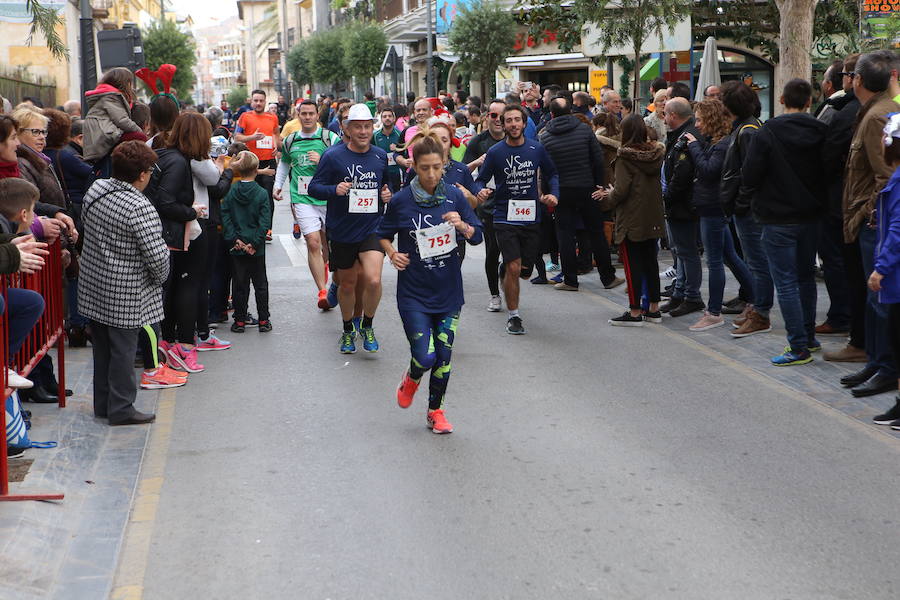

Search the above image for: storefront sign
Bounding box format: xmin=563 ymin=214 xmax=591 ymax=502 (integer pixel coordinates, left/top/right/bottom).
xmin=436 ymin=0 xmax=476 ymax=35
xmin=861 ymin=0 xmax=900 ymax=41
xmin=590 ymin=70 xmax=608 ymax=102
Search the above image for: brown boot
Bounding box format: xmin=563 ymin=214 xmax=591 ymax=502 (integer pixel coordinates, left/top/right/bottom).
xmin=730 ymin=309 xmax=772 ymax=338
xmin=823 ymin=344 xmax=868 ymax=362
xmin=732 ymin=304 xmax=753 ymax=328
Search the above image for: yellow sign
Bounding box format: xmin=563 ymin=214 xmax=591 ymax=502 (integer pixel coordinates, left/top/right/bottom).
xmin=590 ymin=70 xmax=608 ymax=103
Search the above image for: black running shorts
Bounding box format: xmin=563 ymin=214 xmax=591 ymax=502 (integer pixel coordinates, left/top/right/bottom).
xmin=328 ymin=234 xmax=385 ymax=271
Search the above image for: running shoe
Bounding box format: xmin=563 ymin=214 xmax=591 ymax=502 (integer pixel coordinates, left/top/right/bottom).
xmin=397 ymin=371 xmax=419 ymax=408
xmin=427 ymin=409 xmax=453 ymax=434
xmin=196 ymin=333 xmax=232 ymax=351
xmin=608 ymin=311 xmax=644 ymax=327
xmin=340 ymin=331 xmax=356 ymax=354
xmin=783 ymin=342 xmax=822 ymax=354
xmin=660 ymin=266 xmax=676 ymax=278
xmin=167 ymin=344 xmax=205 ymax=373
xmin=317 ymin=288 xmax=331 ymax=310
xmin=550 ymin=273 xmax=564 ymax=284
xmin=545 ymin=261 xmax=561 ymax=272
xmin=530 ymin=276 xmax=548 ymax=285
xmin=771 ymin=349 xmax=813 ymax=366
xmin=506 ymin=316 xmax=526 ymax=335
xmin=326 ymin=282 xmax=339 ymax=308
xmin=158 ymin=363 xmax=188 ymax=381
xmin=140 ymin=366 xmax=187 ymax=389
xmin=265 ymin=229 xmax=273 ymax=243
xmin=487 ymin=295 xmax=502 ymax=312
xmin=689 ymin=312 xmax=725 ymax=332
xmin=244 ymin=315 xmax=260 ymax=327
xmin=231 ymin=321 xmax=246 ymax=333
xmin=360 ymin=326 xmax=379 ymax=352
xmin=292 ymin=224 xmax=302 ymax=239
xmin=258 ymin=320 xmax=273 ymax=333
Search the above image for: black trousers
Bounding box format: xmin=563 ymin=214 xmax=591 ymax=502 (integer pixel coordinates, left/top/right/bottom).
xmin=195 ymin=220 xmax=214 ymax=337
xmin=620 ymin=238 xmax=661 ymax=309
xmin=890 ymin=304 xmax=900 ymax=367
xmin=843 ymin=239 xmax=867 ymax=349
xmin=162 ymin=232 xmax=207 ymax=344
xmin=90 ymin=321 xmax=139 ymax=421
xmin=209 ymin=226 xmax=232 ymax=319
xmin=480 ymin=210 xmax=501 ymax=296
xmin=232 ymin=254 xmax=270 ymax=322
xmin=556 ymin=186 xmax=615 ymax=286
xmin=256 ymin=159 xmax=276 ymax=231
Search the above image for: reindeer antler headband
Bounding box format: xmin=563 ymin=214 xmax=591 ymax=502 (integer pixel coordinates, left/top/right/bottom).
xmin=135 ymin=64 xmax=180 ymax=107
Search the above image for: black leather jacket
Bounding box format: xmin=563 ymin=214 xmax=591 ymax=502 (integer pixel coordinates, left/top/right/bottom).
xmin=663 ymin=118 xmax=701 ymax=221
xmin=145 ymin=148 xmax=197 ymax=250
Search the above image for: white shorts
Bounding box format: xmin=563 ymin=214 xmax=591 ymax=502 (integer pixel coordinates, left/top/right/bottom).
xmin=291 ymin=203 xmax=327 ymax=236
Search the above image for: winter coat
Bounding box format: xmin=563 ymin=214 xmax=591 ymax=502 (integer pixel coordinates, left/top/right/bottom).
xmin=17 ymin=145 xmax=66 ymax=208
xmin=144 ymin=148 xmax=197 ymax=251
xmin=663 ymin=118 xmax=702 ymax=221
xmin=686 ymin=135 xmax=729 ymax=217
xmin=78 ymin=178 xmax=170 ymax=328
xmin=720 ymin=117 xmax=761 ymax=217
xmin=539 ymin=114 xmax=605 ymax=188
xmin=874 ymin=167 xmax=900 ymax=304
xmin=45 ymin=146 xmax=94 ymax=206
xmin=221 ymin=181 xmax=271 ymax=256
xmin=841 ymin=91 xmax=900 ymax=242
xmin=599 ymin=143 xmax=666 ymax=244
xmin=594 ymin=129 xmax=621 ymax=187
xmin=83 ymin=84 xmax=141 ymax=162
xmin=742 ymin=112 xmax=828 ymax=225
xmin=816 ymin=89 xmax=846 ymax=126
xmin=822 ymin=90 xmax=861 ymax=221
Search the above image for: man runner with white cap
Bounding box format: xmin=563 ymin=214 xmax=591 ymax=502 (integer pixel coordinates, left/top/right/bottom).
xmin=273 ymin=99 xmax=341 ymax=309
xmin=309 ymin=103 xmax=392 ymax=354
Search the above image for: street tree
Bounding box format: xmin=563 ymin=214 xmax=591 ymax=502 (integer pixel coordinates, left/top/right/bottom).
xmin=517 ymin=0 xmax=691 ymax=103
xmin=287 ymin=40 xmax=312 ymax=93
xmin=448 ymin=0 xmax=518 ymax=98
xmin=227 ymin=86 xmax=248 ymax=110
xmin=307 ymin=28 xmax=350 ymax=93
xmin=142 ymin=19 xmax=197 ymax=101
xmin=343 ymin=22 xmax=388 ymax=91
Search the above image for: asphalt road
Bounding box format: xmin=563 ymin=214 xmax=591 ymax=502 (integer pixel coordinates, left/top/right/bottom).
xmin=133 ymin=208 xmax=900 ymax=600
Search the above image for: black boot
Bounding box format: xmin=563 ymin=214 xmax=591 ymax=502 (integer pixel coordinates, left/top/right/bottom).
xmin=20 ymin=385 xmax=59 ymax=404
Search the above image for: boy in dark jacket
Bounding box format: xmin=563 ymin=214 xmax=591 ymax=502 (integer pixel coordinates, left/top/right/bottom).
xmin=222 ymin=151 xmax=272 ymax=333
xmin=742 ymin=79 xmax=827 ymax=366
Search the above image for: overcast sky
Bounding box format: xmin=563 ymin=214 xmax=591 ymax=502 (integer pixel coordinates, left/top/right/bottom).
xmin=168 ymin=0 xmax=237 ymax=28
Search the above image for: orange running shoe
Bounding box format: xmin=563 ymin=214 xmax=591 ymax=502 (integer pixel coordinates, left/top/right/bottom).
xmin=426 ymin=409 xmax=453 ymax=434
xmin=158 ymin=363 xmax=188 ymax=381
xmin=141 ymin=365 xmax=187 ymax=389
xmin=396 ymin=371 xmax=419 ymax=408
xmin=317 ymin=288 xmax=331 ymax=310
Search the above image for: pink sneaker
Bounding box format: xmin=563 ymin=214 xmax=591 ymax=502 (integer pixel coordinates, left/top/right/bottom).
xmin=689 ymin=311 xmax=725 ymax=332
xmin=196 ymin=333 xmax=232 ymax=352
xmin=167 ymin=344 xmax=205 ymax=373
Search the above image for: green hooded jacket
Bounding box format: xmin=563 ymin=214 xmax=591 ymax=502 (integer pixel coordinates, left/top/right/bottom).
xmin=221 ymin=181 xmax=271 ymax=256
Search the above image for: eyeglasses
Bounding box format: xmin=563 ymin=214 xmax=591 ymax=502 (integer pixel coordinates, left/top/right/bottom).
xmin=841 ymin=72 xmax=855 ymax=78
xmin=21 ymin=128 xmax=47 ymax=137
xmin=488 ymin=112 xmax=501 ymax=120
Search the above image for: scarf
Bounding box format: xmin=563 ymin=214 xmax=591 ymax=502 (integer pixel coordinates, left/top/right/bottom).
xmin=0 ymin=160 xmax=20 ymax=178
xmin=410 ymin=175 xmax=447 ymax=208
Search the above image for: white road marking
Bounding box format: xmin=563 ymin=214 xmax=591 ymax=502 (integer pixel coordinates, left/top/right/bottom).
xmin=278 ymin=234 xmax=307 ymax=267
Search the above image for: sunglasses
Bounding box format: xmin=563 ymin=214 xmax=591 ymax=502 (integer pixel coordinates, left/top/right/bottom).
xmin=841 ymin=71 xmax=855 ymax=77
xmin=488 ymin=112 xmax=501 ymax=120
xmin=22 ymin=128 xmax=47 ymax=137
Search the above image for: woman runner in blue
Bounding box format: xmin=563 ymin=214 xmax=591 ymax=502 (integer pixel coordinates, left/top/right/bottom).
xmin=378 ymin=135 xmax=483 ymax=433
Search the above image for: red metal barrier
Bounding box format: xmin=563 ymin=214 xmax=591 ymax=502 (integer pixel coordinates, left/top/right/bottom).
xmin=0 ymin=239 xmax=66 ymax=502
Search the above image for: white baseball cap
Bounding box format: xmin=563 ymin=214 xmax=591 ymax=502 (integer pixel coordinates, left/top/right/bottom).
xmin=346 ymin=103 xmax=374 ymax=122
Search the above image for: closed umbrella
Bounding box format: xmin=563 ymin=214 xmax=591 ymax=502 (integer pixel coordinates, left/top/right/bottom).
xmin=694 ymin=36 xmax=721 ymax=102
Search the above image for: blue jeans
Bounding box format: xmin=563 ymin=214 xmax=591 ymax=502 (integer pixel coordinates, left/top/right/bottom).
xmin=734 ymin=214 xmax=774 ymax=317
xmin=817 ymin=215 xmax=851 ymax=329
xmin=0 ymin=288 xmax=45 ymax=360
xmin=858 ymin=225 xmax=898 ymax=378
xmin=667 ymin=219 xmax=702 ymax=301
xmin=700 ymin=216 xmax=755 ymax=315
xmin=761 ymin=223 xmax=818 ymax=353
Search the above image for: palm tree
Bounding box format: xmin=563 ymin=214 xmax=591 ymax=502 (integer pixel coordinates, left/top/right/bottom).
xmin=28 ymin=0 xmax=67 ymax=61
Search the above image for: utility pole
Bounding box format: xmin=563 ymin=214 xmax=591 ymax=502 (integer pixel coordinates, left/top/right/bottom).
xmin=425 ymin=0 xmax=434 ymax=96
xmin=79 ymin=0 xmax=96 ymax=115
xmin=279 ymin=0 xmax=290 ymax=99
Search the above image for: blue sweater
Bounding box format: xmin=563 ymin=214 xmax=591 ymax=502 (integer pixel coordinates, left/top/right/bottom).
xmin=475 ymin=139 xmax=559 ymax=226
xmin=377 ymin=183 xmax=483 ymax=313
xmin=875 ymin=167 xmax=900 ymax=304
xmin=308 ymin=144 xmax=388 ymax=243
xmin=46 ymin=147 xmax=94 ymax=206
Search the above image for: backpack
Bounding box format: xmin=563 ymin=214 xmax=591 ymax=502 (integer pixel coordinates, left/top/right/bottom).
xmin=284 ymin=128 xmax=332 ymax=157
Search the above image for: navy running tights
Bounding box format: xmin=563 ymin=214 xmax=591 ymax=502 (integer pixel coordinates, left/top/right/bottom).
xmin=400 ymin=310 xmax=460 ymax=411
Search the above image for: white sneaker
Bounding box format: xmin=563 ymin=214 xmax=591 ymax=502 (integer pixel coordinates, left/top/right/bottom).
xmin=660 ymin=266 xmax=676 ymax=279
xmin=487 ymin=295 xmax=502 ymax=312
xmin=6 ymin=369 xmax=33 ymax=389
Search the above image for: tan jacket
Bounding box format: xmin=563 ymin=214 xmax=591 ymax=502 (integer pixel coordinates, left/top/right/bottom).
xmin=599 ymin=143 xmax=666 ymax=244
xmin=843 ymin=92 xmax=900 ymax=242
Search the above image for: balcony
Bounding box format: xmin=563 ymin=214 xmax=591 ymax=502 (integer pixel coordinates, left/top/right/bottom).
xmin=382 ymin=1 xmax=431 ymax=43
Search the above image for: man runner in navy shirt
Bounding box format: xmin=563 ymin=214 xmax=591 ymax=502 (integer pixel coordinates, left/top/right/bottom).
xmin=309 ymin=104 xmax=392 ymax=354
xmin=476 ymin=104 xmax=559 ymax=334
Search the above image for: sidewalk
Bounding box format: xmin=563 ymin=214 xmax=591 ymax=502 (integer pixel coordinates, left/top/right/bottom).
xmin=0 ymin=344 xmax=160 ymax=600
